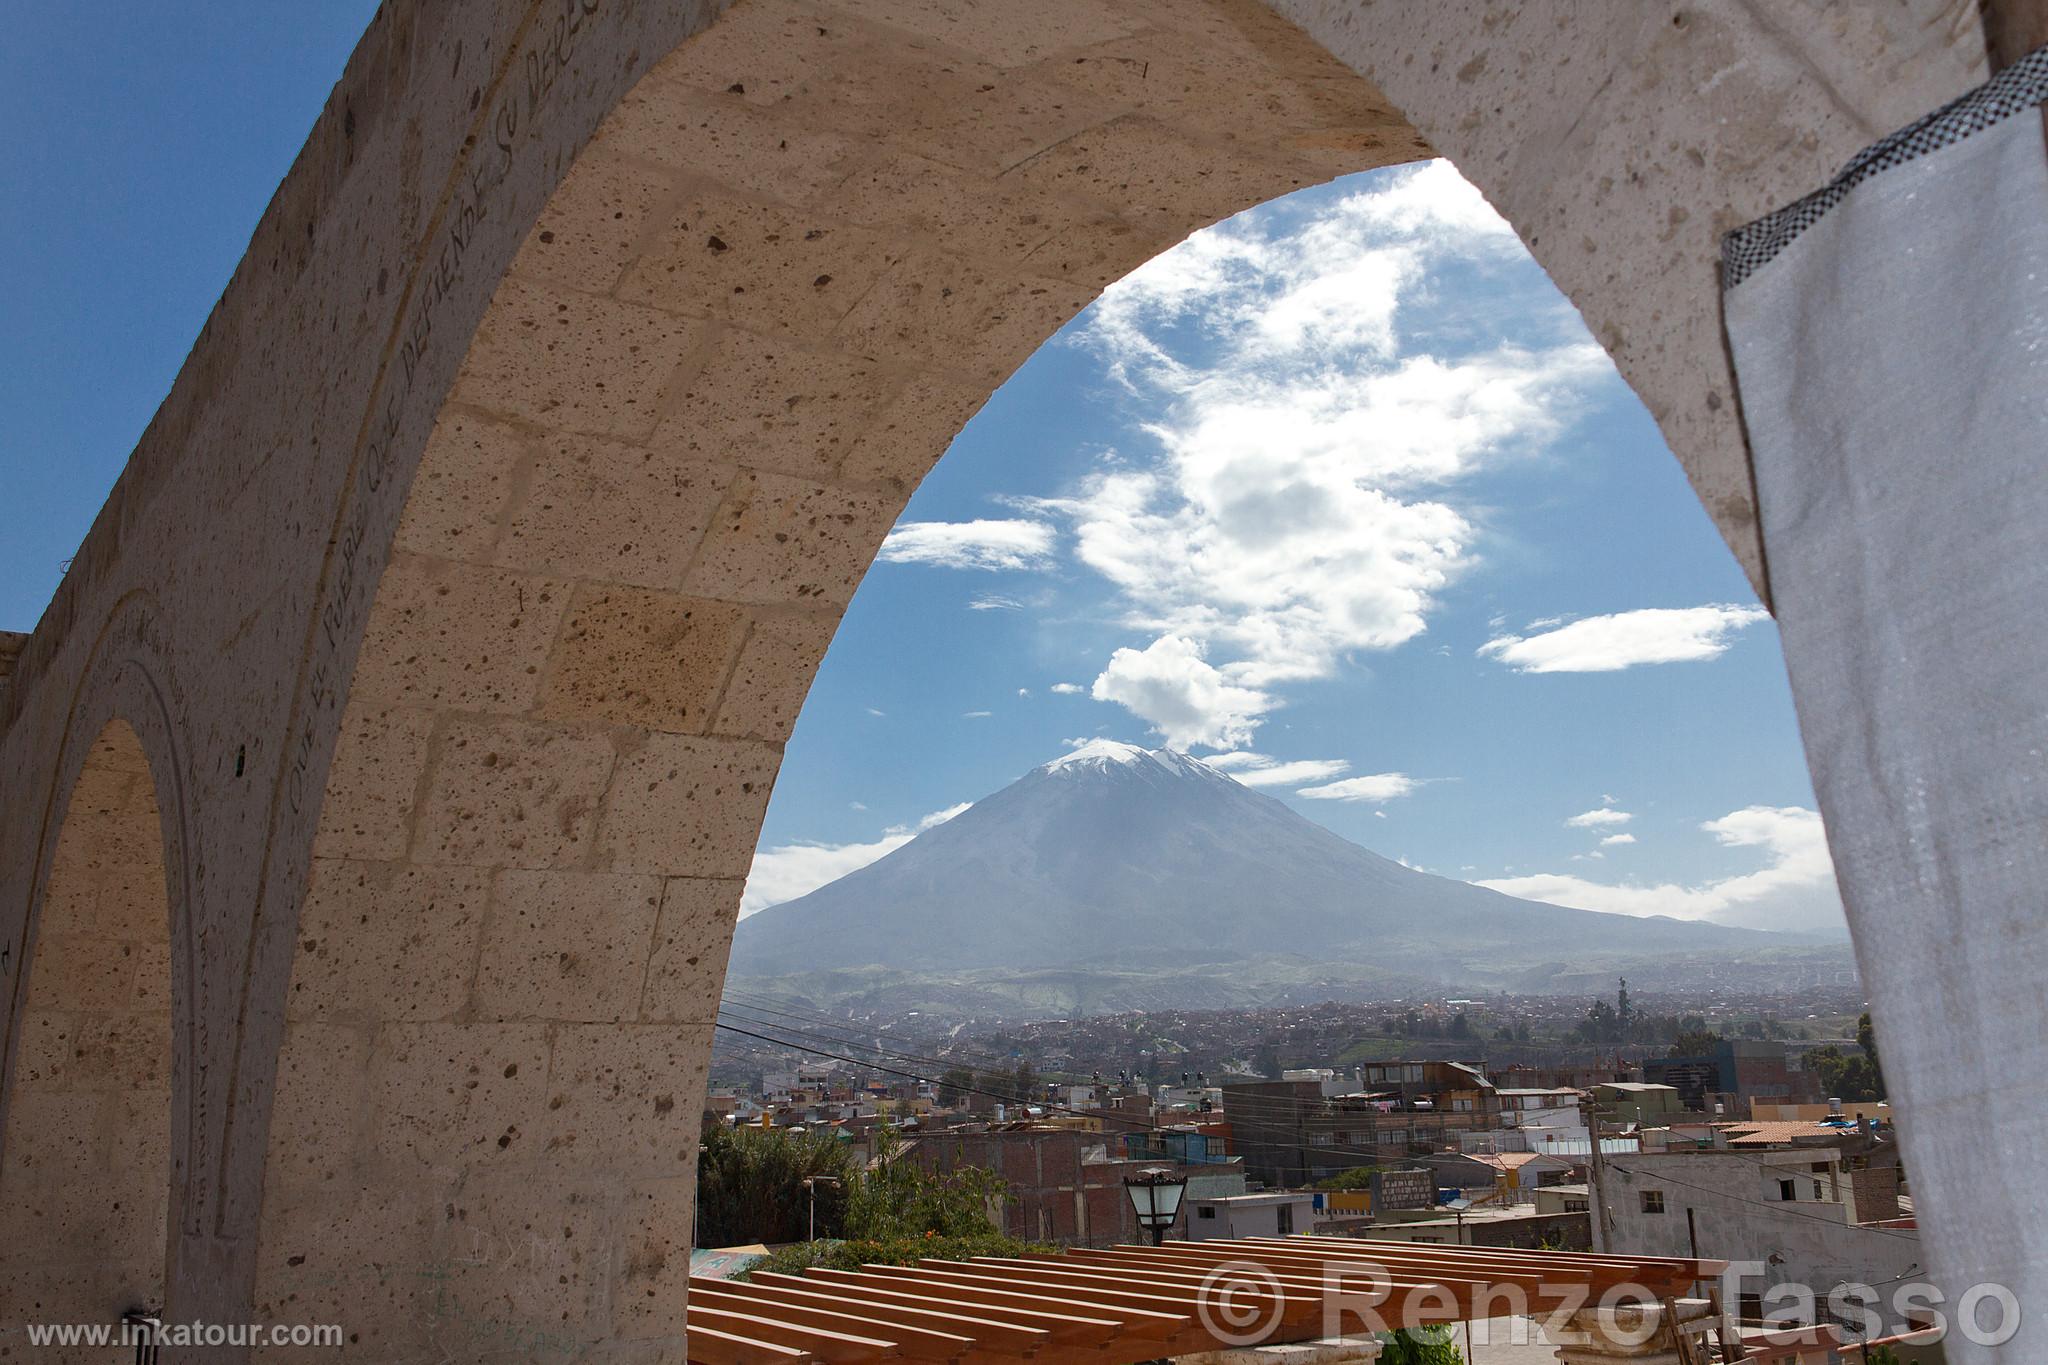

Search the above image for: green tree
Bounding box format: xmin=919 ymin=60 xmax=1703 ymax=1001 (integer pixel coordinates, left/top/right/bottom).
xmin=1805 ymin=1045 xmax=1882 ymax=1103
xmin=696 ymin=1125 xmax=855 ymax=1247
xmin=1572 ymin=999 xmax=1622 ymax=1046
xmin=1856 ymin=1011 xmax=1886 ymax=1097
xmin=937 ymin=1065 xmax=974 ymax=1108
xmin=1380 ymin=1325 xmax=1462 ymax=1364
xmin=1670 ymin=1029 xmax=1724 ymax=1057
xmin=1447 ymin=1012 xmax=1472 ymax=1040
xmin=846 ymin=1127 xmax=1010 ymax=1239
xmin=970 ymin=1069 xmax=1014 ymax=1113
xmin=1313 ymin=1166 xmax=1383 ymax=1192
xmin=1012 ymin=1060 xmax=1042 ymax=1108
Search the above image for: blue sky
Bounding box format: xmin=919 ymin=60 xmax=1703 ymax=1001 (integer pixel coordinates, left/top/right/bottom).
xmin=0 ymin=2 xmax=380 ymax=629
xmin=0 ymin=9 xmax=1842 ymax=938
xmin=749 ymin=166 xmax=1844 ymax=936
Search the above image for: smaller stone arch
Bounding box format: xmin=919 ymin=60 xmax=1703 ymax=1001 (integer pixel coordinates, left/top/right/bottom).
xmin=0 ymin=718 xmax=174 ymax=1332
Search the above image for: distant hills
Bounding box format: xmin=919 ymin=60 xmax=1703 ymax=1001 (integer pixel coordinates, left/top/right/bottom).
xmin=729 ymin=742 xmax=1856 ymax=1017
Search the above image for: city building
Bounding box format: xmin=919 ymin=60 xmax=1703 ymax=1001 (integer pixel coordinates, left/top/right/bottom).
xmin=901 ymin=1126 xmax=1245 ymax=1247
xmin=1597 ymin=1133 xmax=1920 ymax=1331
xmin=1222 ymin=1067 xmax=1505 ymax=1187
xmin=1593 ymin=1082 xmax=1686 ymax=1126
xmin=1641 ymin=1040 xmax=1823 ymax=1112
xmin=1188 ymin=1191 xmax=1316 ymax=1240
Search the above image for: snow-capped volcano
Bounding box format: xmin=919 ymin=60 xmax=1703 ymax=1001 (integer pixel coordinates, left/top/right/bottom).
xmin=1040 ymin=739 xmax=1235 ymax=783
xmin=727 ymin=742 xmax=1776 ymax=991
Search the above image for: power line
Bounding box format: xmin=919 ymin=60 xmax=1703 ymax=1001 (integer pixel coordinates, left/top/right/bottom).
xmin=719 ymin=997 xmax=1901 ymax=1186
xmin=717 ymin=994 xmax=1088 ymax=1088
xmin=718 ymin=1010 xmax=1488 ymax=1167
xmin=711 ymin=1017 xmax=1179 ymax=1142
xmin=720 ymin=993 xmax=1480 ymax=1129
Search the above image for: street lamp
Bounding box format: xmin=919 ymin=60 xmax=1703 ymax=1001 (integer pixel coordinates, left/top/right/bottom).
xmin=802 ymin=1176 xmax=840 ymax=1241
xmin=1123 ymin=1166 xmax=1188 ymax=1246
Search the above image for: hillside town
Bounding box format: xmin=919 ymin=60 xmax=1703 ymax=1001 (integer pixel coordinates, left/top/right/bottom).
xmin=697 ymin=987 xmax=1928 ymax=1354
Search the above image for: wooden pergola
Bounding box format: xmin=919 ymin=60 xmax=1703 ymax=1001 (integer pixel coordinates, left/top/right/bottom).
xmin=685 ymin=1237 xmax=1724 ymax=1365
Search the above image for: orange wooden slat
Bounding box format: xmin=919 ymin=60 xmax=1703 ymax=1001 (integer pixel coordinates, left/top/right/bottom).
xmin=1233 ymin=1235 xmax=1726 ymax=1281
xmin=783 ymin=1271 xmax=1104 ymax=1347
xmin=799 ymin=1268 xmax=1125 ymax=1347
xmin=1096 ymin=1239 xmax=1705 ymax=1294
xmin=1046 ymin=1246 xmax=1603 ymax=1327
xmin=691 ymin=1284 xmax=972 ymax=1363
xmin=688 ymin=1322 xmax=821 ymax=1365
xmin=687 ymin=1235 xmax=1728 ymax=1364
xmin=689 ymin=1306 xmax=903 ymax=1365
xmin=1050 ymin=1247 xmax=1501 ymax=1298
xmin=853 ymin=1265 xmax=1189 ymax=1338
xmin=744 ymin=1273 xmax=1054 ymax=1353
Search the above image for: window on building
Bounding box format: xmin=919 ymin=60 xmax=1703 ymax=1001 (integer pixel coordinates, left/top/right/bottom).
xmin=1810 ymin=1161 xmax=1830 ymax=1173
xmin=1277 ymin=1205 xmax=1294 ymax=1235
xmin=1813 ymin=1181 xmax=1826 ymax=1200
xmin=1198 ymin=1207 xmax=1217 ymax=1220
xmin=1778 ymin=1179 xmax=1797 ymax=1202
xmin=1640 ymin=1190 xmax=1666 ymax=1214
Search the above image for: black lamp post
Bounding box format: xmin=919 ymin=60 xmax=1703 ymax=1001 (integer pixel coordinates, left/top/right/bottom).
xmin=1123 ymin=1166 xmax=1188 ymax=1246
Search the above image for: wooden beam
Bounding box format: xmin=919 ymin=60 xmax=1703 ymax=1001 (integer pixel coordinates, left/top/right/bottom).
xmin=683 ymin=1236 xmax=1733 ymax=1365
xmin=690 ymin=1285 xmax=972 ymax=1364
xmin=743 ymin=1274 xmax=1053 ymax=1354
xmin=688 ymin=1323 xmax=821 ymax=1365
xmin=792 ymin=1270 xmax=1116 ymax=1349
xmin=689 ymin=1307 xmax=903 ymax=1365
xmin=853 ymin=1265 xmax=1188 ymax=1338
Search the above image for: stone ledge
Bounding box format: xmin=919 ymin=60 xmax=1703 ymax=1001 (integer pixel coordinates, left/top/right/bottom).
xmin=1173 ymin=1335 xmax=1384 ymax=1365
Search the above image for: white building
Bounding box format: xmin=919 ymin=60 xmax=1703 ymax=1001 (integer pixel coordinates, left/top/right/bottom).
xmin=1188 ymin=1191 xmax=1318 ymax=1241
xmin=1282 ymin=1068 xmax=1346 ymax=1097
xmin=1154 ymin=1083 xmax=1219 ymax=1111
xmin=1599 ymin=1144 xmax=1921 ymax=1331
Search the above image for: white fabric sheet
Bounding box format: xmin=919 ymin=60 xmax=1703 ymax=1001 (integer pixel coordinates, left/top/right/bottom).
xmin=1724 ymin=51 xmax=2048 ymax=1358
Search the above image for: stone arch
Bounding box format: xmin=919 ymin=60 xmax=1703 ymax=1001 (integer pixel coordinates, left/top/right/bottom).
xmin=256 ymin=5 xmax=1433 ymax=1354
xmin=0 ymin=717 xmax=176 ymax=1333
xmin=0 ymin=0 xmax=1998 ymax=1359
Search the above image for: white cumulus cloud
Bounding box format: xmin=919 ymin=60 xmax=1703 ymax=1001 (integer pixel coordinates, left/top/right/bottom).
xmin=1090 ymin=635 xmax=1272 ymax=750
xmin=1566 ymin=807 xmax=1632 ymax=829
xmin=1041 ymin=161 xmax=1607 ymax=739
xmin=1600 ymin=833 xmax=1636 ymax=847
xmin=1475 ymin=805 xmax=1843 ymax=932
xmin=1298 ymin=772 xmax=1422 ymax=803
xmin=1049 ymin=682 xmax=1084 ymax=695
xmin=742 ymin=803 xmax=971 ymax=916
xmin=878 ymin=519 xmax=1056 ymax=572
xmin=1199 ymin=752 xmax=1353 ymax=787
xmin=1479 ymin=604 xmax=1770 ymax=673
